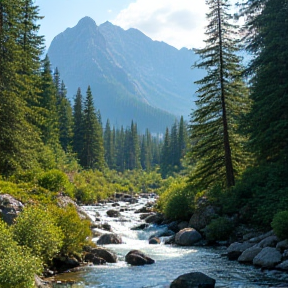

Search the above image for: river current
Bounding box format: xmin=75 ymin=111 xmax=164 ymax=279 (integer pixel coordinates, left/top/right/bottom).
xmin=54 ymin=198 xmax=288 ymax=288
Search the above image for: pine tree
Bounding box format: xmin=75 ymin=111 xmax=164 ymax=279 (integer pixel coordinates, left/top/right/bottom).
xmin=189 ymin=0 xmax=249 ymax=189
xmin=104 ymin=119 xmax=115 ymax=169
xmin=0 ymin=0 xmax=42 ymax=175
xmin=73 ymin=88 xmax=84 ymax=160
xmin=160 ymin=128 xmax=171 ymax=178
xmin=38 ymin=55 xmax=60 ymax=146
xmin=58 ymin=81 xmax=73 ymax=152
xmin=81 ymin=86 xmax=105 ymax=170
xmin=243 ymin=0 xmax=288 ymax=164
xmin=115 ymin=126 xmax=125 ymax=172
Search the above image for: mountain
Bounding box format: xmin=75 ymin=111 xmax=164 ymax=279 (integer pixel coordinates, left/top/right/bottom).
xmin=48 ymin=17 xmax=202 ymax=133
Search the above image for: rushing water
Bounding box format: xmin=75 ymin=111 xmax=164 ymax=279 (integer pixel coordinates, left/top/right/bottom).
xmin=54 ymin=198 xmax=288 ymax=288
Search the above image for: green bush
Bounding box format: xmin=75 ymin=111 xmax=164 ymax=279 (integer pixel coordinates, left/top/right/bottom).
xmin=12 ymin=205 xmax=64 ymax=264
xmin=271 ymin=211 xmax=288 ymax=240
xmin=205 ymin=217 xmax=234 ymax=241
xmin=0 ymin=220 xmax=42 ymax=288
xmin=37 ymin=169 xmax=74 ymax=197
xmin=49 ymin=205 xmax=91 ymax=255
xmin=157 ymin=177 xmax=194 ymax=219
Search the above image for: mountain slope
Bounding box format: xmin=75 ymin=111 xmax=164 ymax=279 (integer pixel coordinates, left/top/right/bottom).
xmin=48 ymin=17 xmax=201 ymax=132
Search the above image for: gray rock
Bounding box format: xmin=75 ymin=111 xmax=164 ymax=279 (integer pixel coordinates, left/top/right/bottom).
xmin=90 ymin=247 xmax=117 ymax=263
xmin=175 ymin=228 xmax=202 ymax=246
xmin=164 ymin=235 xmax=176 ymax=245
xmin=258 ymin=236 xmax=278 ymax=248
xmin=106 ymin=209 xmax=121 ymax=217
xmin=276 ymin=239 xmax=288 ymax=251
xmin=131 ymin=223 xmax=149 ymax=230
xmin=134 ymin=206 xmax=152 ymax=213
xmin=227 ymin=242 xmax=254 ymax=260
xmin=249 ymin=230 xmax=274 ymax=243
xmin=84 ymin=253 xmax=106 ymax=265
xmin=97 ymin=233 xmax=123 ymax=245
xmin=149 ymin=237 xmax=161 ymax=244
xmin=140 ymin=212 xmax=154 ymax=220
xmin=276 ymin=260 xmax=288 ymax=271
xmin=253 ymin=247 xmax=282 ymax=268
xmin=170 ymin=272 xmax=216 ymax=288
xmin=167 ymin=221 xmax=180 ymax=233
xmin=0 ymin=194 xmax=24 ymax=225
xmin=243 ymin=231 xmax=262 ymax=241
xmin=283 ymin=249 xmax=288 ymax=261
xmin=189 ymin=205 xmax=218 ymax=231
xmin=238 ymin=246 xmax=262 ymax=263
xmin=145 ymin=213 xmax=164 ymax=224
xmin=178 ymin=221 xmax=189 ymax=231
xmin=125 ymin=250 xmax=155 ymax=266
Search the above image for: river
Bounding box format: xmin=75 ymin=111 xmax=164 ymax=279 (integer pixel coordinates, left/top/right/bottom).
xmin=54 ymin=197 xmax=288 ymax=288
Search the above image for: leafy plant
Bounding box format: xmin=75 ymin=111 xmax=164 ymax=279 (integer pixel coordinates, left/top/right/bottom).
xmin=12 ymin=205 xmax=64 ymax=264
xmin=0 ymin=219 xmax=42 ymax=288
xmin=271 ymin=211 xmax=288 ymax=240
xmin=205 ymin=217 xmax=234 ymax=242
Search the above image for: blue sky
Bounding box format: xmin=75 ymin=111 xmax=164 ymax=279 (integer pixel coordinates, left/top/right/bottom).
xmin=35 ymin=0 xmax=238 ymax=50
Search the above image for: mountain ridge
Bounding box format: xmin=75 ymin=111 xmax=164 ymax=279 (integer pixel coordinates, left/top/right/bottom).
xmin=48 ymin=16 xmax=202 ymax=132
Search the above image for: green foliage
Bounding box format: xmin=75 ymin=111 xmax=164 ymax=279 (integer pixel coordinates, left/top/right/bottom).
xmin=49 ymin=205 xmax=91 ymax=255
xmin=271 ymin=211 xmax=288 ymax=240
xmin=157 ymin=177 xmax=194 ymax=219
xmin=0 ymin=220 xmax=42 ymax=288
xmin=205 ymin=217 xmax=234 ymax=242
xmin=12 ymin=205 xmax=64 ymax=264
xmin=37 ymin=169 xmax=74 ymax=197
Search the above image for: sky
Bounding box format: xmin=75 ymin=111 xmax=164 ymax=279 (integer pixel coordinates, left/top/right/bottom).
xmin=35 ymin=0 xmax=239 ymax=50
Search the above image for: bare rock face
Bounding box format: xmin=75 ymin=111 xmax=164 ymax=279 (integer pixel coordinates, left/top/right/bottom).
xmin=175 ymin=228 xmax=202 ymax=246
xmin=170 ymin=272 xmax=216 ymax=288
xmin=97 ymin=233 xmax=123 ymax=245
xmin=0 ymin=194 xmax=24 ymax=225
xmin=125 ymin=250 xmax=155 ymax=266
xmin=253 ymin=247 xmax=282 ymax=268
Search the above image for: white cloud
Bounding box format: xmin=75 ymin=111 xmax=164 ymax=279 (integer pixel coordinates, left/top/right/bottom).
xmin=112 ymin=0 xmax=209 ymax=49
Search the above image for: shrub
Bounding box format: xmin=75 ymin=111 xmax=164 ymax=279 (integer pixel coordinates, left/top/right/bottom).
xmin=205 ymin=217 xmax=234 ymax=242
xmin=271 ymin=211 xmax=288 ymax=240
xmin=157 ymin=177 xmax=195 ymax=219
xmin=37 ymin=169 xmax=74 ymax=197
xmin=49 ymin=205 xmax=91 ymax=255
xmin=0 ymin=220 xmax=42 ymax=288
xmin=12 ymin=205 xmax=64 ymax=264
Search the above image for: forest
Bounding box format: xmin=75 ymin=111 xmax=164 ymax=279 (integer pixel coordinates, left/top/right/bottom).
xmin=0 ymin=0 xmax=287 ymax=287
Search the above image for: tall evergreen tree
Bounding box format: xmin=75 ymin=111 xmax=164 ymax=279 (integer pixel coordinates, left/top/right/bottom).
xmin=0 ymin=0 xmax=42 ymax=175
xmin=189 ymin=0 xmax=249 ymax=189
xmin=115 ymin=126 xmax=125 ymax=172
xmin=160 ymin=128 xmax=171 ymax=178
xmin=243 ymin=0 xmax=288 ymax=164
xmin=81 ymin=86 xmax=105 ymax=170
xmin=58 ymin=81 xmax=73 ymax=152
xmin=73 ymin=88 xmax=84 ymax=159
xmin=104 ymin=119 xmax=115 ymax=169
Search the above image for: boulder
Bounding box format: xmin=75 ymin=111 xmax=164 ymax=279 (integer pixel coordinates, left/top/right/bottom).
xmin=56 ymin=196 xmax=90 ymax=221
xmin=84 ymin=253 xmax=106 ymax=265
xmin=249 ymin=230 xmax=274 ymax=243
xmin=140 ymin=213 xmax=153 ymax=220
xmin=282 ymin=249 xmax=288 ymax=261
xmin=102 ymin=223 xmax=112 ymax=232
xmin=125 ymin=250 xmax=155 ymax=266
xmin=175 ymin=228 xmax=202 ymax=246
xmin=170 ymin=272 xmax=216 ymax=288
xmin=0 ymin=194 xmax=24 ymax=225
xmin=106 ymin=209 xmax=121 ymax=217
xmin=227 ymin=242 xmax=254 ymax=260
xmin=90 ymin=247 xmax=117 ymax=263
xmin=276 ymin=260 xmax=288 ymax=271
xmin=276 ymin=239 xmax=288 ymax=251
xmin=188 ymin=205 xmax=218 ymax=231
xmin=149 ymin=237 xmax=161 ymax=244
xmin=145 ymin=213 xmax=164 ymax=224
xmin=131 ymin=223 xmax=149 ymax=230
xmin=97 ymin=233 xmax=123 ymax=245
xmin=52 ymin=256 xmax=80 ymax=272
xmin=135 ymin=206 xmax=152 ymax=213
xmin=253 ymin=247 xmax=282 ymax=268
xmin=178 ymin=221 xmax=189 ymax=231
xmin=164 ymin=235 xmax=176 ymax=245
xmin=258 ymin=235 xmax=278 ymax=248
xmin=238 ymin=246 xmax=262 ymax=263
xmin=112 ymin=203 xmax=120 ymax=207
xmin=167 ymin=221 xmax=180 ymax=233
